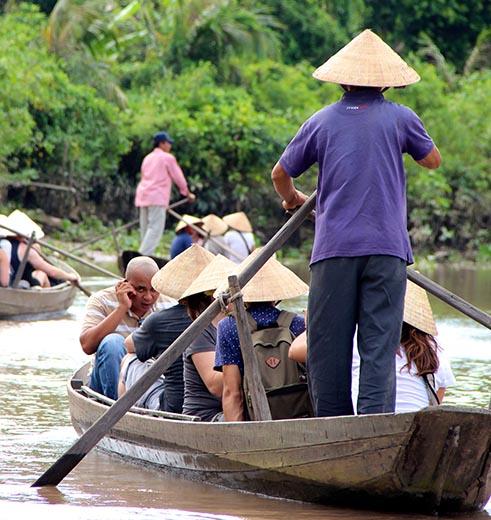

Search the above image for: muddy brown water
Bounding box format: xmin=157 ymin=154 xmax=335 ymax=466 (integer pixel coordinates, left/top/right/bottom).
xmin=0 ymin=267 xmax=489 ymax=519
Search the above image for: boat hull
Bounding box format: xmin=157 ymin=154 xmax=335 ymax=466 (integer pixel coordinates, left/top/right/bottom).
xmin=0 ymin=259 xmax=78 ymax=319
xmin=68 ymin=364 xmax=491 ymax=514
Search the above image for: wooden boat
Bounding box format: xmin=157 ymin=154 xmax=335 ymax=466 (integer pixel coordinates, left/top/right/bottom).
xmin=118 ymin=250 xmax=169 ymax=274
xmin=68 ymin=363 xmax=491 ymax=514
xmin=0 ymin=259 xmax=78 ymax=319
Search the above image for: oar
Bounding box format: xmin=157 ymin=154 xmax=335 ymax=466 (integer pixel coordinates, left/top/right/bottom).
xmin=0 ymin=222 xmax=120 ymax=280
xmin=69 ymin=198 xmax=190 ymax=253
xmin=31 ymin=191 xmax=318 ymax=487
xmin=166 ymin=207 xmax=243 ymax=262
xmin=73 ymin=279 xmax=92 ymax=297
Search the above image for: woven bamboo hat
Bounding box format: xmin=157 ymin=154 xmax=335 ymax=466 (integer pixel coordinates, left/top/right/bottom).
xmin=312 ymin=29 xmax=420 ymax=88
xmin=175 ymin=215 xmax=204 ymax=233
xmin=223 ymin=212 xmax=253 ymax=233
xmin=202 ymin=214 xmax=228 ymax=236
xmin=151 ymin=244 xmax=214 ymax=299
xmin=403 ymin=280 xmax=437 ymax=336
xmin=0 ymin=215 xmax=15 ymax=237
xmin=215 ymin=249 xmax=309 ymax=302
xmin=180 ymin=254 xmax=236 ymax=300
xmin=7 ymin=210 xmax=45 ymax=239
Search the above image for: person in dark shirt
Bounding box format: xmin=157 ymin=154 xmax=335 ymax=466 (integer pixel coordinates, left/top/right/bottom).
xmin=124 ymin=244 xmax=215 ymax=413
xmin=179 ymin=254 xmax=236 ymax=421
xmin=214 ymin=251 xmax=308 ymax=421
xmin=169 ymin=215 xmax=204 ymax=258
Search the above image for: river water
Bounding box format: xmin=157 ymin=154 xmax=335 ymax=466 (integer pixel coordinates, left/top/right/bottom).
xmin=0 ymin=266 xmax=490 ymax=519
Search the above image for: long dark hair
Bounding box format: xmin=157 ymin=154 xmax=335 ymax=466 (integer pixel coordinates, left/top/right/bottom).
xmin=181 ymin=293 xmax=213 ymax=321
xmin=400 ymin=322 xmax=440 ymax=375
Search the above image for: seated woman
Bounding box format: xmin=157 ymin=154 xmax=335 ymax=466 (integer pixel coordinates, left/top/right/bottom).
xmin=6 ymin=210 xmax=78 ymax=287
xmin=179 ymin=254 xmax=237 ymax=421
xmin=289 ymin=281 xmax=456 ymax=413
xmin=0 ymin=246 xmax=10 ymax=287
xmin=214 ymin=250 xmax=309 ymax=421
xmin=169 ymin=215 xmax=204 ymax=259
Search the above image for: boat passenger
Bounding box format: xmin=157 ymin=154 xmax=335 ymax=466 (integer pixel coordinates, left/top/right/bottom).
xmin=0 ymin=216 xmax=13 ymax=287
xmin=202 ymin=214 xmax=229 ymax=258
xmin=124 ymin=245 xmax=214 ymax=412
xmin=135 ymin=130 xmax=195 ymax=256
xmin=214 ymin=251 xmax=308 ymax=421
xmin=6 ymin=210 xmax=79 ymax=288
xmin=271 ymin=30 xmax=441 ymax=417
xmin=289 ymin=282 xmax=456 ymax=413
xmin=80 ymin=256 xmax=164 ymax=400
xmin=169 ymin=215 xmax=204 ymax=259
xmin=179 ymin=254 xmax=237 ymax=421
xmin=222 ymin=212 xmax=255 ymax=263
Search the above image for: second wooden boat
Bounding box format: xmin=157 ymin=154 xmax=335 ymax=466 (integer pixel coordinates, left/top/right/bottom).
xmin=0 ymin=259 xmax=79 ymax=319
xmin=68 ymin=363 xmax=491 ymax=515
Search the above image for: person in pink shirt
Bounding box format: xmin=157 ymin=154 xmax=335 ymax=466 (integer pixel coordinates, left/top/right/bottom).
xmin=135 ymin=131 xmax=196 ymax=255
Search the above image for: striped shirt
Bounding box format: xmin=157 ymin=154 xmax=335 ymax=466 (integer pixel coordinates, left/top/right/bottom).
xmin=80 ymin=286 xmax=171 ymax=338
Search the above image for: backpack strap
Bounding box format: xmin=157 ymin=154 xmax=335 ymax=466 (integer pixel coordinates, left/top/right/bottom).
xmin=237 ymin=231 xmax=252 ymax=254
xmin=276 ymin=310 xmax=296 ymax=331
xmin=422 ymin=373 xmax=441 ymax=405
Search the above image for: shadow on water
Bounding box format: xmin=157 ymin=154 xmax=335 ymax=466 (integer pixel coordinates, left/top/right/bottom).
xmin=0 ymin=270 xmax=489 ymax=519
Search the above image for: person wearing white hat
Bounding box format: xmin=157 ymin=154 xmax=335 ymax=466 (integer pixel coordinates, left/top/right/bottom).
xmin=290 ymin=282 xmax=456 ymax=413
xmin=214 ymin=250 xmax=309 ymax=421
xmin=6 ymin=210 xmax=79 ymax=288
xmin=169 ymin=215 xmax=204 ymax=259
xmin=222 ymin=212 xmax=255 ymax=263
xmin=271 ymin=29 xmax=442 ymax=418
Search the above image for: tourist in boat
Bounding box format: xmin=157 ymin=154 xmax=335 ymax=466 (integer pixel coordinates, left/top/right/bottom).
xmin=214 ymin=251 xmax=309 ymax=421
xmin=135 ymin=131 xmax=196 ymax=256
xmin=179 ymin=254 xmax=237 ymax=421
xmin=222 ymin=212 xmax=255 ymax=263
xmin=169 ymin=215 xmax=204 ymax=259
xmin=289 ymin=282 xmax=456 ymax=413
xmin=271 ymin=29 xmax=442 ymax=417
xmin=202 ymin=214 xmax=230 ymax=257
xmin=0 ymin=216 xmax=13 ymax=287
xmin=124 ymin=244 xmax=214 ymax=412
xmin=80 ymin=256 xmax=163 ymax=400
xmin=6 ymin=210 xmax=79 ymax=288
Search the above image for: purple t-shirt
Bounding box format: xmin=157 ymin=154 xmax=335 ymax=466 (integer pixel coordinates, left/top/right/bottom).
xmin=279 ymin=90 xmax=434 ymax=265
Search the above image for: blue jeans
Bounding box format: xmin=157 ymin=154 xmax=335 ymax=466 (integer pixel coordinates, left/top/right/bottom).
xmin=89 ymin=333 xmax=126 ymax=400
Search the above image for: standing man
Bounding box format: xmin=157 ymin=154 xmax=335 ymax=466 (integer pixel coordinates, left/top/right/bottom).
xmin=135 ymin=131 xmax=196 ymax=256
xmin=271 ymin=30 xmax=441 ymax=417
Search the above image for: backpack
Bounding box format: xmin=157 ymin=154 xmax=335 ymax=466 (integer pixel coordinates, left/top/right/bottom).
xmin=243 ymin=310 xmax=313 ymax=421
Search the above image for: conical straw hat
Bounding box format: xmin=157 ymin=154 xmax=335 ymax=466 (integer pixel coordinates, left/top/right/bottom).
xmin=202 ymin=214 xmax=228 ymax=236
xmin=7 ymin=210 xmax=45 ymax=239
xmin=223 ymin=212 xmax=253 ymax=233
xmin=313 ymin=29 xmax=420 ymax=87
xmin=151 ymin=244 xmax=214 ymax=299
xmin=181 ymin=254 xmax=236 ymax=300
xmin=403 ymin=280 xmax=437 ymax=336
xmin=175 ymin=215 xmax=203 ymax=233
xmin=0 ymin=215 xmax=15 ymax=237
xmin=215 ymin=249 xmax=309 ymax=302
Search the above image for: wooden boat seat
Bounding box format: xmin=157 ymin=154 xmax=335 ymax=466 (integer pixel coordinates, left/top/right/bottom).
xmin=78 ymin=383 xmax=201 ymax=422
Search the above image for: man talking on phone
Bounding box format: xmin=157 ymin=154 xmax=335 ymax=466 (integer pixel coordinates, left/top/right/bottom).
xmin=79 ymin=257 xmax=167 ymax=399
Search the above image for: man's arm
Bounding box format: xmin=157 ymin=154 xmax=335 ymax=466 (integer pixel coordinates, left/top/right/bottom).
xmin=124 ymin=334 xmax=135 ymax=354
xmin=222 ymin=365 xmax=244 ymax=421
xmin=192 ymin=352 xmax=223 ymax=397
xmin=271 ymin=162 xmax=308 ymax=210
xmin=79 ymin=282 xmax=133 ymax=355
xmin=416 ymin=146 xmax=441 ymax=169
xmin=166 ymin=156 xmax=195 ymax=201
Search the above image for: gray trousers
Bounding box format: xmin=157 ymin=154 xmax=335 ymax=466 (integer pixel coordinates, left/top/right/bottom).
xmin=307 ymin=256 xmax=406 ymax=417
xmin=139 ymin=206 xmax=166 ymax=256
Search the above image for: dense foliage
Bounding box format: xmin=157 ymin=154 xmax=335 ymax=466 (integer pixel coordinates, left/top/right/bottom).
xmin=0 ymin=1 xmax=489 ymax=256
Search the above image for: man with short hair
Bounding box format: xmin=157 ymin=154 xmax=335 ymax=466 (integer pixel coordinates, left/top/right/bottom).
xmin=271 ymin=30 xmax=441 ymax=418
xmin=135 ymin=131 xmax=196 ymax=256
xmin=80 ymin=257 xmax=163 ymax=399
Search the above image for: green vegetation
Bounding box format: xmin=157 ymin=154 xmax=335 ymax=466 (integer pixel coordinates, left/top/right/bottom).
xmin=0 ymin=1 xmax=489 ymax=259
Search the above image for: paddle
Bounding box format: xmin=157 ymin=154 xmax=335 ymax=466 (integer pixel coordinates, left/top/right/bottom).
xmin=69 ymin=198 xmax=190 ymax=253
xmin=166 ymin=207 xmax=244 ymax=262
xmin=31 ymin=191 xmax=318 ymax=487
